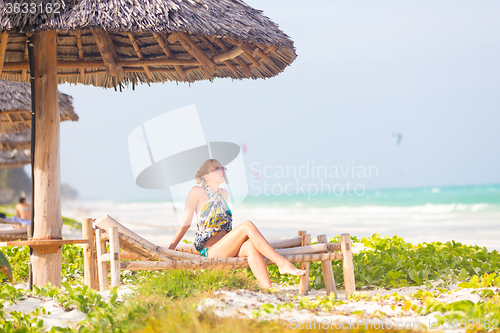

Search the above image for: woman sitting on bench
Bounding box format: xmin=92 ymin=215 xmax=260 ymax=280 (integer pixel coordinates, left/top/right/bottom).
xmin=168 ymin=159 xmax=305 ymax=289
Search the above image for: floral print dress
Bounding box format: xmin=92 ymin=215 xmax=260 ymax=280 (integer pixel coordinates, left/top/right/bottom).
xmin=194 ymin=184 xmax=233 ymax=252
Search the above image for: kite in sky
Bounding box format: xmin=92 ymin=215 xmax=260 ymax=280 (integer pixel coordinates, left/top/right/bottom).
xmin=392 ymin=132 xmax=402 ymax=145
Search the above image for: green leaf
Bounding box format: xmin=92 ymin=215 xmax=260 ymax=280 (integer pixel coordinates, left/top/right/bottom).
xmin=0 ymin=250 xmax=13 ymax=282
xmin=261 ymin=303 xmax=275 ymax=313
xmin=299 ymin=297 xmax=310 ymax=309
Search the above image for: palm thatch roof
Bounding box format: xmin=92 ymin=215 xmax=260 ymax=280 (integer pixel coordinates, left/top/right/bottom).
xmin=0 ymin=149 xmax=30 ymax=169
xmin=0 ymin=79 xmax=78 ymax=133
xmin=0 ymin=0 xmax=296 ymax=88
xmin=0 ymin=130 xmax=29 ymax=151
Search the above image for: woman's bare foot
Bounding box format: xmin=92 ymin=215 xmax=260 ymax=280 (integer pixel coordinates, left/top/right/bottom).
xmin=259 ymin=280 xmax=272 ymax=289
xmin=277 ymin=260 xmax=306 ymax=276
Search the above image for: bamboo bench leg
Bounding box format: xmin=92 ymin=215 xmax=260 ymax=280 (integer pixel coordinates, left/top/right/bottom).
xmin=298 ymin=231 xmax=311 ymax=295
xmin=317 ymin=234 xmax=337 ymax=298
xmin=109 ymin=227 xmax=121 ymax=288
xmin=83 ymin=218 xmax=98 ymax=290
xmin=95 ymin=228 xmax=109 ymax=291
xmin=92 ymin=227 xmax=99 ymax=288
xmin=341 ymin=233 xmax=356 ymax=299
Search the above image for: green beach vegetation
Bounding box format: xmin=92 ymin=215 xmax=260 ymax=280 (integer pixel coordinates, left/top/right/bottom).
xmin=0 ymin=235 xmax=498 ymax=332
xmin=272 ymin=234 xmax=500 ymax=290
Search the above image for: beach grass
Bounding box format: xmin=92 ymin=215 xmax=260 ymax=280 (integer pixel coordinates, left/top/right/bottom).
xmin=1 ymin=236 xmax=499 ymax=332
xmin=62 ymin=216 xmax=82 ymax=230
xmin=270 ymin=234 xmax=500 ymax=291
xmin=133 ymin=269 xmax=260 ymax=300
xmin=0 ymin=273 xmax=434 ymax=333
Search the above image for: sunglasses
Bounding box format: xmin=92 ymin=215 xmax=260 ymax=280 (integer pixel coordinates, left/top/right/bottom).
xmin=213 ymin=166 xmax=227 ymax=173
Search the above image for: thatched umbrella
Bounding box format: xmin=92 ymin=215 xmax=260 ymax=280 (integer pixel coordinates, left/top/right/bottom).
xmin=0 ymin=80 xmax=78 ymax=167
xmin=1 ymin=0 xmax=296 ymax=86
xmin=0 ymin=149 xmax=30 ymax=169
xmin=0 ymin=79 xmax=77 ymax=134
xmin=0 ymin=0 xmax=296 ymax=287
xmin=0 ymin=130 xmax=29 ymax=151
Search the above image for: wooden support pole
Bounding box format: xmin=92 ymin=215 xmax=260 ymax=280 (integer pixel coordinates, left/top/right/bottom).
xmin=156 ymin=246 xmax=205 ymax=260
xmin=0 ymin=32 xmax=8 ymax=76
xmin=226 ymin=38 xmax=260 ymax=69
xmin=95 ymin=228 xmax=109 ymax=291
xmin=99 ymin=251 xmax=146 ymax=262
xmin=92 ymin=226 xmax=98 ymax=287
xmin=298 ymin=231 xmax=310 ymax=295
xmin=274 ymin=243 xmax=327 ymax=256
xmin=212 ymin=46 xmax=244 ymax=63
xmin=152 ymin=33 xmax=187 ymax=80
xmin=21 ymin=37 xmax=28 ymax=82
xmin=255 ymin=49 xmax=269 ymax=62
xmin=119 ymin=252 xmax=343 ymax=271
xmin=82 ymin=218 xmax=97 ymax=289
xmin=263 ymin=45 xmax=277 ymax=54
xmin=176 ymin=32 xmax=216 ymax=75
xmin=95 ymin=215 xmax=172 ymax=262
xmin=238 ymin=41 xmax=260 ymax=57
xmin=109 ymin=227 xmax=120 ymax=288
xmin=199 ymin=36 xmax=239 ymax=77
xmin=73 ymin=29 xmax=85 ymax=82
xmin=233 ymin=56 xmax=250 ymax=76
xmin=4 ymin=58 xmax=201 ymax=71
xmin=127 ymin=33 xmax=153 ymax=80
xmin=6 ymin=238 xmax=91 ymax=247
xmin=211 ymin=38 xmax=243 ymax=76
xmin=0 ymin=109 xmax=31 ymax=115
xmin=268 ymin=236 xmax=302 ymax=249
xmin=212 ymin=38 xmax=229 ymax=52
xmin=31 ymin=31 xmax=63 ymax=288
xmin=4 ymin=61 xmax=261 ymax=79
xmin=90 ymin=28 xmax=125 ymax=79
xmin=198 ymin=36 xmax=217 ymax=53
xmin=242 ymin=51 xmax=261 ymax=68
xmin=341 ymin=234 xmax=356 ymax=299
xmin=6 ymin=113 xmax=14 ymax=125
xmin=317 ymin=234 xmax=337 ymax=299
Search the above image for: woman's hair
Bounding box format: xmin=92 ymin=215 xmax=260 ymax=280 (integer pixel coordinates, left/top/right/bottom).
xmin=195 ymin=159 xmax=220 ymax=185
xmin=19 ymin=197 xmax=26 ymax=204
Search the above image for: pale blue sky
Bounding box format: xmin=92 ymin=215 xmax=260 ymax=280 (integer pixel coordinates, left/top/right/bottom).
xmin=51 ymin=0 xmax=500 ymax=200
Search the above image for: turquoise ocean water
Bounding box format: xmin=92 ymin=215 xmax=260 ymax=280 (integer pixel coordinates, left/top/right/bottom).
xmin=242 ymin=183 xmax=500 ymax=210
xmin=62 ymin=183 xmax=500 ymax=251
xmin=234 ymin=183 xmax=500 ymax=250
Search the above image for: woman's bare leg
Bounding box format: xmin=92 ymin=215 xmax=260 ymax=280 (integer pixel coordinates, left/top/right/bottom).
xmin=208 ymin=221 xmax=303 ymax=274
xmin=237 ymin=240 xmax=272 ymax=289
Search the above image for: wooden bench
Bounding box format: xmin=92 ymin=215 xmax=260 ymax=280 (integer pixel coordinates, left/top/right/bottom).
xmin=82 ymin=215 xmax=356 ymax=299
xmin=0 ymin=218 xmax=30 ymax=241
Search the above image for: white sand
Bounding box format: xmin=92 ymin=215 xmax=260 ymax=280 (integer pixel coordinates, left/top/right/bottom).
xmin=2 ymin=283 xmax=135 ymax=329
xmin=197 ymin=282 xmax=495 ymax=333
xmin=2 ymin=280 xmax=495 ymax=332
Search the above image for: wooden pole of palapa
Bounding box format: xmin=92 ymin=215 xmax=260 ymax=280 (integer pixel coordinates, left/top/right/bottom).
xmin=31 ymin=31 xmax=62 ymax=287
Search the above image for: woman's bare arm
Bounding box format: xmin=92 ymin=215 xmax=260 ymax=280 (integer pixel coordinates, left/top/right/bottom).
xmin=168 ymin=225 xmax=190 ymax=250
xmin=168 ymin=187 xmax=200 ymax=250
xmin=220 ymin=188 xmax=229 ymax=202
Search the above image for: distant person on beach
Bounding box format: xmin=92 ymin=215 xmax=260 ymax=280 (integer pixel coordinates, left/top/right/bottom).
xmin=168 ymin=159 xmax=305 ymax=289
xmin=15 ymin=197 xmax=31 ymax=220
xmin=12 ymin=197 xmax=31 ymax=229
